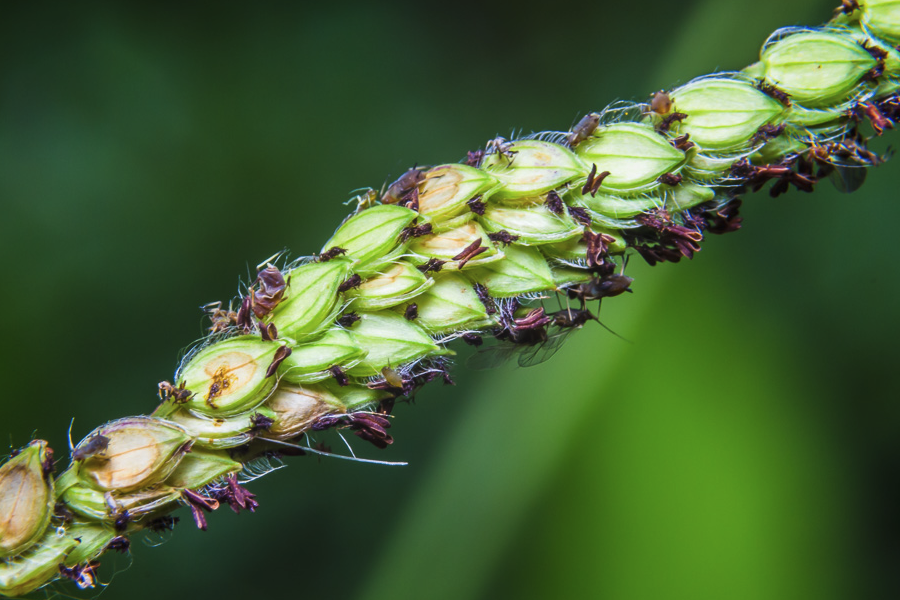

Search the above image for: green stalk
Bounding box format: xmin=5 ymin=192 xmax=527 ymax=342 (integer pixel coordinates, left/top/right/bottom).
xmin=1 ymin=3 xmax=897 ymax=597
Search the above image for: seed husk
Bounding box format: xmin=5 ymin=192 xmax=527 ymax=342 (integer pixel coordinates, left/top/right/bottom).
xmin=479 ymin=204 xmax=582 ymax=245
xmin=0 ymin=440 xmax=54 ymax=558
xmin=164 ymin=448 xmax=242 ymax=489
xmin=551 ymin=266 xmax=595 ymax=287
xmin=60 ymin=483 xmax=181 ymax=522
xmin=665 ymin=182 xmax=717 ymax=212
xmin=568 ymin=190 xmax=664 ymax=219
xmin=74 ymin=417 xmax=191 ymax=493
xmin=467 ymin=244 xmax=557 ymax=297
xmin=782 ymin=103 xmax=847 ymax=128
xmin=180 ymin=336 xmax=281 ymax=417
xmin=431 ymin=211 xmax=476 ymax=233
xmin=668 ymin=78 xmax=787 ymax=150
xmin=0 ymin=529 xmax=79 ymax=597
xmin=751 ymin=134 xmax=808 ymax=166
xmin=345 ymin=312 xmax=447 ymax=377
xmin=762 ymin=30 xmax=877 ymax=106
xmin=481 ymin=140 xmax=588 ymax=200
xmin=542 ymin=228 xmax=626 ymax=261
xmin=859 ymin=0 xmax=900 ymax=43
xmin=167 ymin=407 xmax=276 ymax=449
xmin=322 ymin=205 xmax=418 ymax=273
xmin=326 ymin=381 xmax=393 ymax=411
xmin=411 ymin=272 xmax=491 ymax=334
xmin=862 ymin=0 xmax=900 ymax=43
xmin=263 ymin=383 xmax=346 ymax=440
xmin=267 ymin=259 xmax=352 ymax=340
xmin=847 ymin=27 xmax=900 ymax=95
xmin=345 ymin=261 xmax=434 ymax=310
xmin=576 ymin=122 xmax=688 ymax=193
xmin=417 ymin=164 xmax=500 ymax=221
xmin=408 ymin=221 xmax=502 ymax=270
xmin=63 ymin=524 xmax=116 ymax=567
xmin=278 ymin=328 xmax=368 ymax=384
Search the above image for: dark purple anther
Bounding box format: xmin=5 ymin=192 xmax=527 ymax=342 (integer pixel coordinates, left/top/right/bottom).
xmin=59 ymin=560 xmax=101 ymax=590
xmin=266 ymin=345 xmax=292 ymax=378
xmin=114 ymin=510 xmax=131 ymax=533
xmin=567 ymin=206 xmax=591 ymax=227
xmin=252 ymin=265 xmax=287 ymax=318
xmin=328 ymin=365 xmax=349 ymax=386
xmin=236 ymin=295 xmax=254 ymax=332
xmin=467 ymin=196 xmax=486 ymax=215
xmin=473 ymin=283 xmax=497 ymax=315
xmin=250 ymin=413 xmax=274 ymax=433
xmin=211 ymin=474 xmax=259 ymax=514
xmin=514 ymin=308 xmax=552 ymax=331
xmin=259 ymin=322 xmax=279 ymax=341
xmin=581 ymin=163 xmax=610 ymax=197
xmin=583 ymin=230 xmax=616 ymax=269
xmin=400 ymin=222 xmax=433 ymax=242
xmin=182 ymin=489 xmax=220 ymax=531
xmin=756 ymin=80 xmax=791 ymax=106
xmin=545 ymin=190 xmax=564 ymax=214
xmin=452 ymin=239 xmax=487 ymax=269
xmin=658 ymin=172 xmax=683 ymax=186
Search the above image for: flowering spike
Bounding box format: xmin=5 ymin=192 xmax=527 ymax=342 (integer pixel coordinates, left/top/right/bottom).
xmin=3 ymin=7 xmax=899 ymax=597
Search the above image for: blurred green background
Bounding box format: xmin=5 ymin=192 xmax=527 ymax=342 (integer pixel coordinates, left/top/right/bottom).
xmin=1 ymin=0 xmax=898 ymax=598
